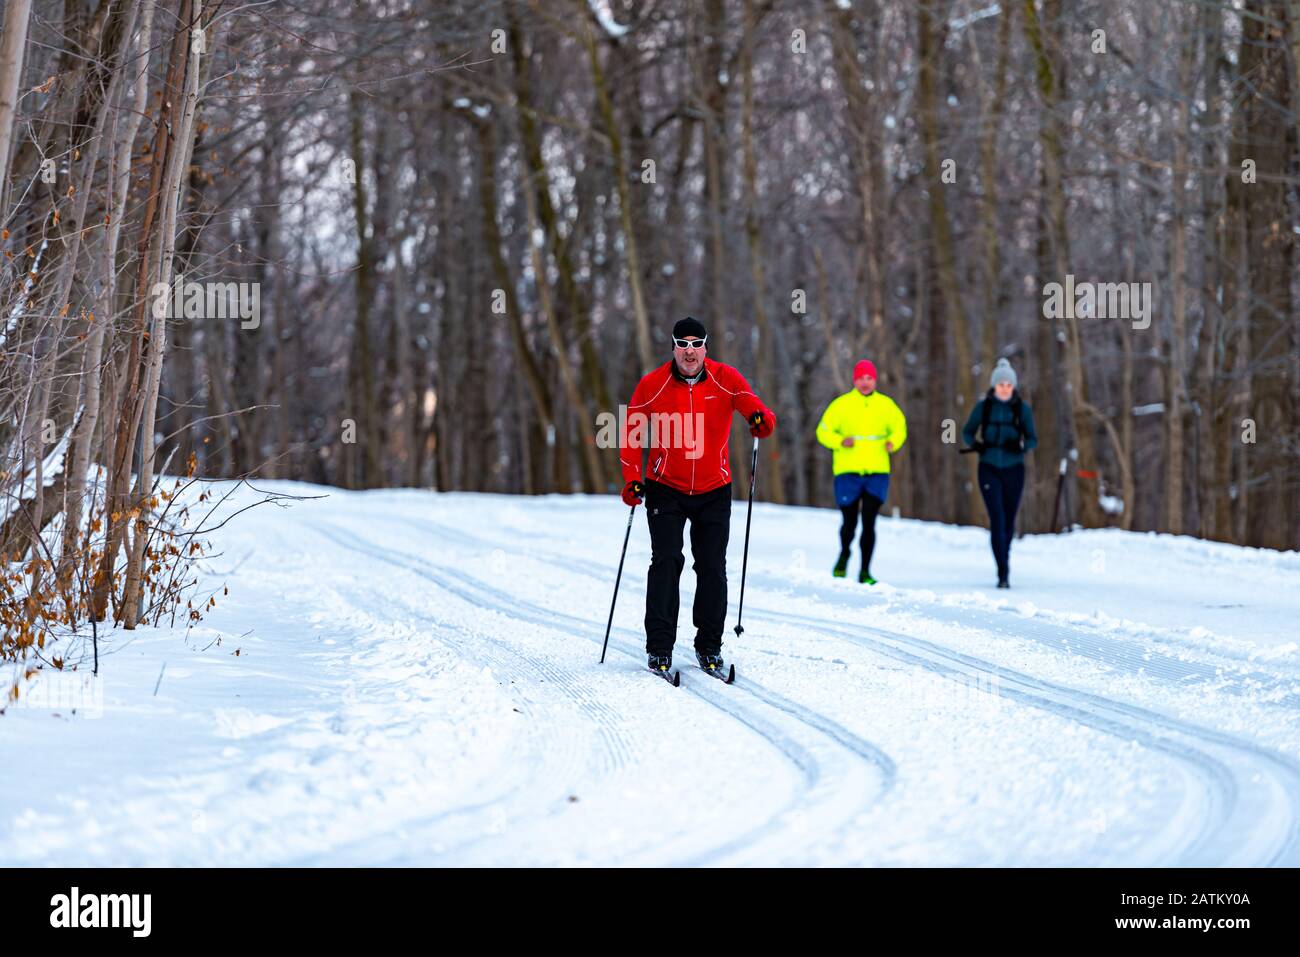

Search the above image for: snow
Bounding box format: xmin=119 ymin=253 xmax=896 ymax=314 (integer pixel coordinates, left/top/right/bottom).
xmin=0 ymin=238 xmax=49 ymax=350
xmin=3 ymin=483 xmax=1299 ymax=865
xmin=0 ymin=415 xmax=77 ymax=524
xmin=587 ymin=0 xmax=630 ymax=39
xmin=451 ymin=98 xmax=491 ymax=119
xmin=949 ymin=3 xmax=1002 ymax=33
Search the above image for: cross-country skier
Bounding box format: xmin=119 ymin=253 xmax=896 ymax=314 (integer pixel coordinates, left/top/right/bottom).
xmin=961 ymin=358 xmax=1038 ymax=588
xmin=815 ymin=359 xmax=907 ymax=584
xmin=619 ymin=317 xmax=775 ymax=678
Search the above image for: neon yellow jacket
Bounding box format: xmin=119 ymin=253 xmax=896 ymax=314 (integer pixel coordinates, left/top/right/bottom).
xmin=815 ymin=389 xmax=908 ymax=474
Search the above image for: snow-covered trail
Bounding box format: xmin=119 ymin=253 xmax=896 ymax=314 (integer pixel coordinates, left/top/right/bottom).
xmin=303 ymin=517 xmax=897 ymax=867
xmin=3 ymin=484 xmax=1299 ymax=866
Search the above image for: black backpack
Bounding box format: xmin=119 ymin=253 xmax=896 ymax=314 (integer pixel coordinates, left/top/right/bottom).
xmin=980 ymin=388 xmax=1023 ymax=446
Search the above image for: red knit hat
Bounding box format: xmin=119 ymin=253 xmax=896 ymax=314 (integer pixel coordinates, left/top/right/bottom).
xmin=853 ymin=359 xmax=877 ymax=380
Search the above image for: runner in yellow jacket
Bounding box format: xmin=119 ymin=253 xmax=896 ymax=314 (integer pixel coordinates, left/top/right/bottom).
xmin=815 ymin=359 xmax=907 ymax=583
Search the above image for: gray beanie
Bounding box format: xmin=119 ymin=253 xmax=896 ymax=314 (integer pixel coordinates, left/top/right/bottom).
xmin=990 ymin=358 xmax=1017 ymax=389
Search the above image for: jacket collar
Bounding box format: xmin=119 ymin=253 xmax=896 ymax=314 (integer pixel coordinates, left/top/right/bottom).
xmin=671 ymin=358 xmax=709 ymax=385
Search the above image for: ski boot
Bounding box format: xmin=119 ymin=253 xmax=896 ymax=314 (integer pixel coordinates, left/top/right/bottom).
xmin=695 ymin=651 xmax=735 ymax=683
xmin=833 ymin=550 xmax=850 ymax=578
xmin=696 ymin=651 xmax=726 ymax=673
xmin=859 ymin=569 xmax=878 ymax=585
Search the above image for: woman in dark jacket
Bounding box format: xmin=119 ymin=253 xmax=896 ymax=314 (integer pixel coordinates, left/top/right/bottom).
xmin=962 ymin=358 xmax=1038 ymax=588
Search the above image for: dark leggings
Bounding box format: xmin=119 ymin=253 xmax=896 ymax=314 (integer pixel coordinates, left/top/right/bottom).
xmin=978 ymin=462 xmax=1025 ymax=581
xmin=839 ymin=493 xmax=883 ymax=574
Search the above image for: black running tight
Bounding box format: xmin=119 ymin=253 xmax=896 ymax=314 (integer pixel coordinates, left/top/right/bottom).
xmin=839 ymin=493 xmax=883 ymax=574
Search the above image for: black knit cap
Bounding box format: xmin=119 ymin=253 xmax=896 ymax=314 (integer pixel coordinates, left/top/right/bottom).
xmin=672 ymin=316 xmax=707 ymax=342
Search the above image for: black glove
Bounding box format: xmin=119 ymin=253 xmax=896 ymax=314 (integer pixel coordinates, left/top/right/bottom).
xmin=1000 ymin=437 xmax=1022 ymax=453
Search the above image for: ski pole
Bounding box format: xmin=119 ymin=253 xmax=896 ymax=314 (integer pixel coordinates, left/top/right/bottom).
xmin=733 ymin=436 xmax=760 ymax=638
xmin=600 ymin=502 xmax=637 ymax=664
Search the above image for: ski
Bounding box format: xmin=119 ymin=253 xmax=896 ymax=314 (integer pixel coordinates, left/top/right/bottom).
xmin=649 ymin=667 xmax=681 ymax=686
xmin=699 ymin=663 xmax=736 ymax=684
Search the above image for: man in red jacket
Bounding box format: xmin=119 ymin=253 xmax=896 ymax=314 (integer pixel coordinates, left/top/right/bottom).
xmin=619 ymin=316 xmax=776 ymax=676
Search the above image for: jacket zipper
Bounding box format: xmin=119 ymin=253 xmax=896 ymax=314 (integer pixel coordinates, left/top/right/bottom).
xmin=688 ymin=381 xmax=696 ymax=494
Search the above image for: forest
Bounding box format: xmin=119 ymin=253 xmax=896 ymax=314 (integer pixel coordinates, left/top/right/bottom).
xmin=1 ymin=0 xmax=1297 ymax=650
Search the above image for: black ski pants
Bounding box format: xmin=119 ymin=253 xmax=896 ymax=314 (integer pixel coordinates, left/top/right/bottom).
xmin=643 ymin=480 xmax=731 ymax=657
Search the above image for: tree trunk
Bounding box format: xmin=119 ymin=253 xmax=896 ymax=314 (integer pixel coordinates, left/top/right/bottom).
xmin=1240 ymin=0 xmax=1295 ymax=549
xmin=918 ymin=0 xmax=976 ymax=524
xmin=740 ymin=0 xmax=786 ymax=505
xmin=92 ymin=1 xmax=195 ymax=622
xmin=62 ymin=0 xmax=151 ymax=589
xmin=826 ymin=1 xmax=888 ymax=372
xmin=580 ymin=9 xmax=654 ymax=373
xmin=0 ymin=0 xmax=34 ymax=208
xmin=346 ymin=86 xmax=381 ymax=489
xmin=122 ymin=0 xmax=204 ymax=629
xmin=1164 ymin=11 xmax=1196 ymax=535
xmin=506 ymin=0 xmax=613 ymax=490
xmin=511 ymin=99 xmax=604 ymax=494
xmin=1022 ymin=0 xmax=1103 ymax=527
xmin=975 ymin=2 xmax=1012 ymax=372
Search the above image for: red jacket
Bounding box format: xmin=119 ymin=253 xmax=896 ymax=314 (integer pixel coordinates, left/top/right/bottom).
xmin=620 ymin=358 xmax=774 ymax=495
